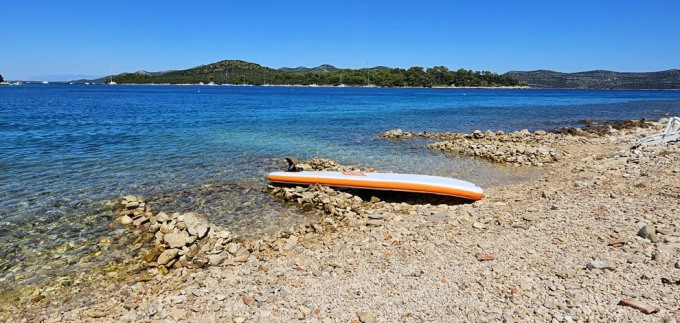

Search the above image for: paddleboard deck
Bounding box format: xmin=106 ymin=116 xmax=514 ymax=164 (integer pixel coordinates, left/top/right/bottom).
xmin=268 ymin=171 xmax=484 ymax=200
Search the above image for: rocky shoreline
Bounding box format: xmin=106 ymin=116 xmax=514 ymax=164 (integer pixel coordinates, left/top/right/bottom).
xmin=3 ymin=120 xmax=679 ymax=322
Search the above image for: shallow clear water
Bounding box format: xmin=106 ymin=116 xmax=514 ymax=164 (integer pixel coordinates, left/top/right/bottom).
xmin=1 ymin=84 xmax=680 ymax=294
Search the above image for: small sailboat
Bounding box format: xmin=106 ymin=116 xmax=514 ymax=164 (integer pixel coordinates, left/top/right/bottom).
xmin=108 ymin=67 xmax=117 ymax=85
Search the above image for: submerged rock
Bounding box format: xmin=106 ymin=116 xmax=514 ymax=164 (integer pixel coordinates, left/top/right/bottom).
xmin=120 ymin=215 xmax=133 ymax=225
xmin=157 ymin=249 xmax=179 ymax=265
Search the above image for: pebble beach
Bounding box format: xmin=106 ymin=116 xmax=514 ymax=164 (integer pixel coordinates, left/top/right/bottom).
xmin=3 ymin=119 xmax=679 ymax=322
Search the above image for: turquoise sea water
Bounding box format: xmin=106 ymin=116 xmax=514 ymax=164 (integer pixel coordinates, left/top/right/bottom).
xmin=1 ymin=84 xmax=680 ymax=293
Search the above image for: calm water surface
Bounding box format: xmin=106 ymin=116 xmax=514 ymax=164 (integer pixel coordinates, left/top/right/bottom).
xmin=1 ymin=84 xmax=679 ymax=295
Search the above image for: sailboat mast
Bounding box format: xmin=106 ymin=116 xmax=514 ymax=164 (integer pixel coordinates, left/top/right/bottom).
xmin=108 ymin=66 xmax=116 ymax=85
xmin=366 ymin=63 xmax=370 ymax=85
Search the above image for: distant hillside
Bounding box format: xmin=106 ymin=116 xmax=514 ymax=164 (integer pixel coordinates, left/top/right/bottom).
xmin=99 ymin=60 xmax=520 ymax=87
xmin=278 ymin=64 xmax=339 ymax=73
xmin=75 ymin=70 xmax=173 ymax=83
xmin=506 ymin=69 xmax=680 ymax=89
xmin=278 ymin=65 xmax=393 ymax=73
xmin=133 ymin=70 xmax=174 ymax=76
xmin=108 ymin=60 xmax=275 ymax=85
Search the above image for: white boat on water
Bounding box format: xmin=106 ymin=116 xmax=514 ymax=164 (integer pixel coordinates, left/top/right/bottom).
xmin=41 ymin=81 xmax=49 ymax=85
xmin=108 ymin=67 xmax=117 ymax=85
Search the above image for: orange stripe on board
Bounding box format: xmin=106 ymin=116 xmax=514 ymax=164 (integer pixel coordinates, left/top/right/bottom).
xmin=267 ymin=174 xmax=484 ymax=200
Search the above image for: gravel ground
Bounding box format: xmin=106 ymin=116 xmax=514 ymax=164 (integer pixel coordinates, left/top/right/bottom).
xmin=3 ymin=120 xmax=679 ymax=322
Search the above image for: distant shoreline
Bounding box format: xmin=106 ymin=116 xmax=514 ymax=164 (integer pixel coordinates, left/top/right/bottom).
xmin=7 ymin=82 xmax=680 ymax=91
xmin=12 ymin=82 xmax=530 ymax=89
xmin=115 ymin=83 xmax=533 ymax=89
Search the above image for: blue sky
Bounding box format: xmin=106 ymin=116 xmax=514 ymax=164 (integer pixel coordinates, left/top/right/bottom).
xmin=1 ymin=0 xmax=679 ymax=80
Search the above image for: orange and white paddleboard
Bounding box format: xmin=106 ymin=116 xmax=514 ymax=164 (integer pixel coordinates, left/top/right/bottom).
xmin=267 ymin=171 xmax=484 ymax=200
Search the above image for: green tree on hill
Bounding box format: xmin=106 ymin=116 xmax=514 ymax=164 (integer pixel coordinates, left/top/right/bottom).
xmin=405 ymin=67 xmax=431 ymax=87
xmin=426 ymin=66 xmax=450 ymax=85
xmin=0 ymin=74 xmax=4 ymax=82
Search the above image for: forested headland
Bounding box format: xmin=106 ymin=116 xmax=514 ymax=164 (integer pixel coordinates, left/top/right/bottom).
xmin=106 ymin=60 xmax=521 ymax=87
